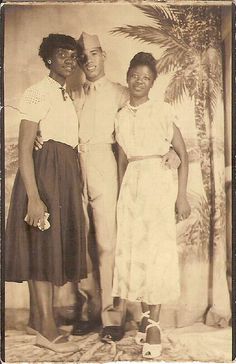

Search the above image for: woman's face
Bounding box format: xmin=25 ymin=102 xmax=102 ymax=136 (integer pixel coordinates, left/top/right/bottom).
xmin=127 ymin=65 xmax=155 ymax=100
xmin=49 ymin=48 xmax=78 ymax=81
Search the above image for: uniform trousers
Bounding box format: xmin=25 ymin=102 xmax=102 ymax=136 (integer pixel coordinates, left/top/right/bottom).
xmin=78 ymin=144 xmax=125 ymax=327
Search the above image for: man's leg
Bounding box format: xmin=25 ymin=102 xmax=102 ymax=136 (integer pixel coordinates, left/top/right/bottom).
xmin=72 ymin=176 xmax=101 ymax=335
xmin=89 ymin=170 xmax=126 ymax=333
xmin=77 ymin=151 xmax=126 ymax=339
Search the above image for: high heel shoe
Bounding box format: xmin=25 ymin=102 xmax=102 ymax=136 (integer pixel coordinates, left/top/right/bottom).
xmin=36 ymin=333 xmax=79 ymax=353
xmin=26 ymin=326 xmax=38 ymax=335
xmin=26 ymin=326 xmax=70 ymax=337
xmin=142 ymin=319 xmax=162 ymax=359
xmin=134 ymin=310 xmax=150 ymax=345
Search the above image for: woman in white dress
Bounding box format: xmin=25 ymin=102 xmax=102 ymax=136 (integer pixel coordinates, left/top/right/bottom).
xmin=112 ymin=52 xmax=191 ymax=358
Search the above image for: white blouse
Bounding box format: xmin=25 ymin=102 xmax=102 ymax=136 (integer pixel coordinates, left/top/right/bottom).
xmin=19 ymin=76 xmax=79 ymax=147
xmin=115 ymin=99 xmax=176 ymax=159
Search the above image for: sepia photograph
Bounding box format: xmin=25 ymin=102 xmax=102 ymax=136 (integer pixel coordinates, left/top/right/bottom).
xmin=2 ymin=0 xmax=233 ymax=362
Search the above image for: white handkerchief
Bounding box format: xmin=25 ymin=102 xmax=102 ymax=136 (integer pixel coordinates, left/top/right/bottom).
xmin=24 ymin=212 xmax=50 ymax=231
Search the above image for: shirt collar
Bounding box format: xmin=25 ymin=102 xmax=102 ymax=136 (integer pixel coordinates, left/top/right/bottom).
xmin=83 ymin=76 xmax=107 ymax=93
xmin=46 ymin=76 xmax=66 ymax=90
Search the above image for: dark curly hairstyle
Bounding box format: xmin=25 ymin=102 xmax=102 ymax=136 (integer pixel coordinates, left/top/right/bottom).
xmin=39 ymin=34 xmax=77 ymax=69
xmin=127 ymin=52 xmax=157 ymax=82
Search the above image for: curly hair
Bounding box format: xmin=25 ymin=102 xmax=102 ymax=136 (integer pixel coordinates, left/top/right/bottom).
xmin=39 ymin=34 xmax=77 ymax=69
xmin=127 ymin=52 xmax=157 ymax=81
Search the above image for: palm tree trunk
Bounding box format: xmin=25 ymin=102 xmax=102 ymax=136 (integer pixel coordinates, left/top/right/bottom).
xmin=194 ymin=88 xmax=220 ymax=318
xmin=194 ymin=92 xmax=211 ymax=204
xmin=194 ymin=91 xmax=212 ymax=265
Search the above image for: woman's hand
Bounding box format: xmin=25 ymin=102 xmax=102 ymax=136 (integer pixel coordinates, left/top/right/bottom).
xmin=34 ymin=134 xmax=44 ymax=151
xmin=25 ymin=197 xmax=48 ymax=229
xmin=161 ymin=149 xmax=181 ymax=169
xmin=175 ymin=195 xmax=191 ymax=222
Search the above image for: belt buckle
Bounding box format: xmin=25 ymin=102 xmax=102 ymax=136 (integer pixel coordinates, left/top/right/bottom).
xmin=78 ymin=143 xmax=88 ymax=153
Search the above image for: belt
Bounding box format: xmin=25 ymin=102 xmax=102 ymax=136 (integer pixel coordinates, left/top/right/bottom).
xmin=77 ymin=143 xmax=113 ymax=153
xmin=128 ymin=155 xmax=162 ymax=163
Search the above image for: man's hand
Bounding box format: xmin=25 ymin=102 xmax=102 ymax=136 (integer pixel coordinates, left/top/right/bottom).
xmin=34 ymin=134 xmax=44 ymax=151
xmin=161 ymin=149 xmax=181 ymax=169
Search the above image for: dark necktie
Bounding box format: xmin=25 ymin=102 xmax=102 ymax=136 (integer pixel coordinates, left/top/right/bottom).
xmin=60 ymin=87 xmax=73 ymax=101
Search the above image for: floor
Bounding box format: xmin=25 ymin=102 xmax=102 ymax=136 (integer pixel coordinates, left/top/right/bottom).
xmin=4 ymin=322 xmax=232 ymax=363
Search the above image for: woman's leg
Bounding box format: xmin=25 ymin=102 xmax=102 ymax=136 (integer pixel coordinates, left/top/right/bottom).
xmin=27 ymin=280 xmax=41 ymax=331
xmin=138 ymin=302 xmax=150 ymax=333
xmin=32 ymin=280 xmax=66 ymax=342
xmin=146 ymin=304 xmax=161 ymax=344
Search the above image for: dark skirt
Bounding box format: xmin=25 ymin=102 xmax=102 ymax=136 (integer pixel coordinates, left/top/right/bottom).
xmin=5 ymin=140 xmax=87 ymax=286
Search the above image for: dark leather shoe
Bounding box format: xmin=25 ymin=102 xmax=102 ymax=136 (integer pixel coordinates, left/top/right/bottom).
xmin=72 ymin=320 xmax=94 ymax=336
xmin=100 ymin=326 xmax=124 ymax=342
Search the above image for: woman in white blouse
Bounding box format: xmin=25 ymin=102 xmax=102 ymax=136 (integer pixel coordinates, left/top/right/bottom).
xmin=5 ymin=34 xmax=86 ymax=353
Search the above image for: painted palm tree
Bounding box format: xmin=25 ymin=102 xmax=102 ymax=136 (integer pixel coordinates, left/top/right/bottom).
xmin=111 ymin=4 xmax=222 ymax=203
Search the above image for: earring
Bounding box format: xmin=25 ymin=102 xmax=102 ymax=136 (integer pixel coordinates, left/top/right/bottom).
xmin=48 ymin=60 xmax=52 ymax=65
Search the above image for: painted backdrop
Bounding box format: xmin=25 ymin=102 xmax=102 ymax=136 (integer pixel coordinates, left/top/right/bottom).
xmin=5 ymin=2 xmax=231 ymax=328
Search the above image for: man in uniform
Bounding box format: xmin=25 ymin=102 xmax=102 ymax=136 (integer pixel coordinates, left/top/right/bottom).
xmin=72 ymin=33 xmax=129 ymax=341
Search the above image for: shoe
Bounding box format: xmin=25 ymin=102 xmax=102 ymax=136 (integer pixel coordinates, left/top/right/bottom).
xmin=142 ymin=319 xmax=162 ymax=359
xmin=72 ymin=320 xmax=96 ymax=335
xmin=26 ymin=326 xmax=69 ymax=337
xmin=36 ymin=333 xmax=79 ymax=353
xmin=100 ymin=326 xmax=124 ymax=342
xmin=26 ymin=326 xmax=38 ymax=335
xmin=134 ymin=310 xmax=150 ymax=345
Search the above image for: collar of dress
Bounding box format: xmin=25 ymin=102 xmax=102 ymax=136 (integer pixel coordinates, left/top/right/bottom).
xmin=126 ymin=99 xmax=152 ymax=113
xmin=46 ymin=75 xmax=66 ymax=91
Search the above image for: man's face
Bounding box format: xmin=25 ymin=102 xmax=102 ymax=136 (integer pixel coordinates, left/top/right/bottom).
xmin=78 ymin=47 xmax=105 ymax=82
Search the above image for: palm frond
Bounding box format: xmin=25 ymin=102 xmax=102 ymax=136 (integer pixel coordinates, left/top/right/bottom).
xmin=157 ymin=47 xmax=191 ymax=74
xmin=164 ymin=71 xmax=187 ymax=104
xmin=135 ymin=4 xmax=193 ymax=44
xmin=168 ymin=4 xmax=187 ymax=19
xmin=205 ymin=77 xmax=222 ymax=122
xmin=134 ymin=4 xmax=179 ymax=28
xmin=202 ymin=47 xmax=222 ymax=69
xmin=199 ymin=47 xmax=223 ymax=121
xmin=208 ymin=87 xmax=217 ymax=122
xmin=110 ymin=25 xmax=189 ymax=50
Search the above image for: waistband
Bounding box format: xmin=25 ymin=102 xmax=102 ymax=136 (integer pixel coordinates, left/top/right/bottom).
xmin=128 ymin=155 xmax=162 ymax=163
xmin=77 ymin=143 xmax=113 ymax=153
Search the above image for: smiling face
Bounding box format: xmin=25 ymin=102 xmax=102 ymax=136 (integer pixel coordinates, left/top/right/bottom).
xmin=127 ymin=65 xmax=155 ymax=105
xmin=78 ymin=47 xmax=105 ymax=82
xmin=49 ymin=48 xmax=78 ymax=84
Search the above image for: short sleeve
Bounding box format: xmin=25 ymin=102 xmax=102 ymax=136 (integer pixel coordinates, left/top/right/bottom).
xmin=117 ymin=85 xmax=129 ymax=110
xmin=163 ymin=102 xmax=179 ymax=143
xmin=19 ymin=85 xmax=49 ymax=122
xmin=114 ymin=114 xmax=121 ymax=145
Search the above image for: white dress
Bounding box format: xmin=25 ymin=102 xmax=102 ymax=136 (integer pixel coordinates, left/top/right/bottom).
xmin=112 ymin=100 xmax=180 ymax=305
